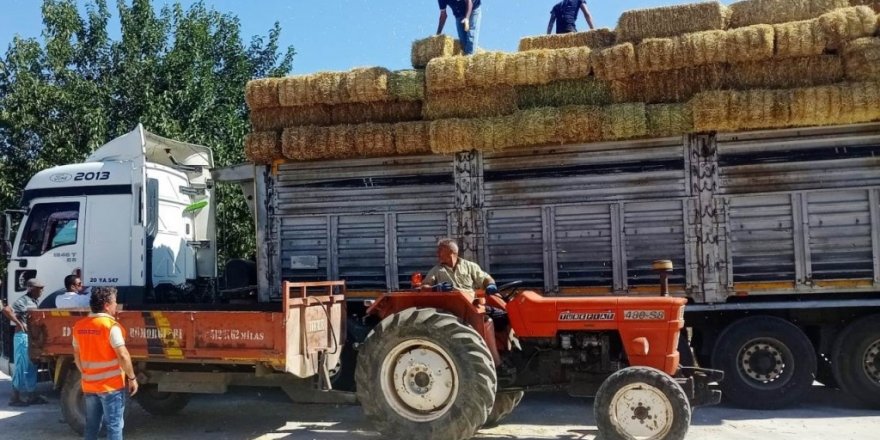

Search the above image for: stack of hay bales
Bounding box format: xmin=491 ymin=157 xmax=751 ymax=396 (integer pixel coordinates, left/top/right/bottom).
xmin=245 ymin=0 xmax=880 ymax=163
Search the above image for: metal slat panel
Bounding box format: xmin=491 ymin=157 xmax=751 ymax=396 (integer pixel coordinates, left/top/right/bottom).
xmin=337 ymin=214 xmax=386 ymax=289
xmin=729 ymin=194 xmax=795 ymax=282
xmin=623 ymin=200 xmax=686 ymax=286
xmin=485 ymin=208 xmax=545 ymax=287
xmin=808 ymin=190 xmax=873 ymax=280
xmin=279 ymin=216 xmax=328 ymax=283
xmin=395 ymin=212 xmax=449 ymax=287
xmin=555 ymin=204 xmax=614 ymax=287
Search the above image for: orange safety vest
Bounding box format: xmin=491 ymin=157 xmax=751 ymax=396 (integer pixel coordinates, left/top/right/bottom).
xmin=73 ymin=315 xmax=126 ymax=394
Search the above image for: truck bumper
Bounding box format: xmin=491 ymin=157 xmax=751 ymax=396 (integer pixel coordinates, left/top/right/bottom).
xmin=675 ymin=367 xmax=723 ymax=408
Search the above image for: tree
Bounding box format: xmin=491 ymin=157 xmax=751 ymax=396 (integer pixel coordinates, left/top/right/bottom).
xmin=0 ymin=0 xmax=294 ymax=270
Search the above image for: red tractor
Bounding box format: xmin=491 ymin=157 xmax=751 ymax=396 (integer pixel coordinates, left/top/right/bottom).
xmin=352 ymin=261 xmax=721 ymax=440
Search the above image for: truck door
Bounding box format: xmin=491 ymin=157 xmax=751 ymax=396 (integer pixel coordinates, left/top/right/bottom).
xmin=82 ymin=193 xmax=133 ymax=296
xmin=7 ymin=198 xmax=86 ymax=308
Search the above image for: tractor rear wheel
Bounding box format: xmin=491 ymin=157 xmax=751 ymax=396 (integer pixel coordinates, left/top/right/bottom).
xmin=594 ymin=366 xmax=691 ymax=440
xmin=355 ymin=307 xmax=497 ymax=440
xmin=484 ymin=390 xmax=524 ymax=427
xmin=135 ymin=385 xmax=191 ymax=416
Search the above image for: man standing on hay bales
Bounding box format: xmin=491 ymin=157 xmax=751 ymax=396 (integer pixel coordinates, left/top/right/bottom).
xmin=548 ymin=0 xmax=594 ymax=34
xmin=437 ymin=0 xmax=481 ymax=55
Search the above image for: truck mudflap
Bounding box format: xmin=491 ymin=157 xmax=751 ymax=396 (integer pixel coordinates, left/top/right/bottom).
xmin=676 ymin=367 xmax=724 ymax=408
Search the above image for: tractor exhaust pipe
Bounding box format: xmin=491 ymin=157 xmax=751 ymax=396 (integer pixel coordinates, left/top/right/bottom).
xmin=652 ymin=260 xmax=673 ymax=296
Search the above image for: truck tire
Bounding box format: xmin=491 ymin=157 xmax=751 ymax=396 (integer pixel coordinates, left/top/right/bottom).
xmin=711 ymin=316 xmax=816 ymax=409
xmin=831 ymin=315 xmax=880 ymax=408
xmin=484 ymin=390 xmax=524 ymax=427
xmin=135 ymin=385 xmax=191 ymax=416
xmin=61 ymin=369 xmax=87 ymax=435
xmin=594 ymin=366 xmax=691 ymax=440
xmin=355 ymin=307 xmax=497 ymax=440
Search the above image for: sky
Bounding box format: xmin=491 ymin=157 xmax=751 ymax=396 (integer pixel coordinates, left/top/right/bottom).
xmin=0 ymin=0 xmax=718 ymax=75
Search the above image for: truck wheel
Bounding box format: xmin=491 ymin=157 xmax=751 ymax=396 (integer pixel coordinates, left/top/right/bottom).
xmin=831 ymin=315 xmax=880 ymax=408
xmin=594 ymin=366 xmax=691 ymax=440
xmin=355 ymin=307 xmax=497 ymax=440
xmin=60 ymin=369 xmax=87 ymax=435
xmin=135 ymin=385 xmax=191 ymax=415
xmin=484 ymin=390 xmax=524 ymax=427
xmin=712 ymin=316 xmax=816 ymax=409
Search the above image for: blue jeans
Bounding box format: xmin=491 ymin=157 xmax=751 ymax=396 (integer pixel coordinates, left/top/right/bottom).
xmin=85 ymin=390 xmax=126 ymax=440
xmin=12 ymin=332 xmax=37 ymax=393
xmin=454 ymin=6 xmax=482 ymax=55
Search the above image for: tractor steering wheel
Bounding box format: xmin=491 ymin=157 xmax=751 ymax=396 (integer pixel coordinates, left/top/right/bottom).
xmin=497 ymin=280 xmax=524 ymax=302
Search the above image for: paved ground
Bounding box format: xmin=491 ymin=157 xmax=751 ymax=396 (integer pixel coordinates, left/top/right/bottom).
xmin=2 ymin=372 xmax=878 ymax=439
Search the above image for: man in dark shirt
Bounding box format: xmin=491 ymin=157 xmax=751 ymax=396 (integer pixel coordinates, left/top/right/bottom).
xmin=547 ymin=0 xmax=594 ymax=34
xmin=437 ymin=0 xmax=482 ymax=55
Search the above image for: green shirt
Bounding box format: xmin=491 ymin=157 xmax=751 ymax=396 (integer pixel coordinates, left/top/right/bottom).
xmin=425 ymin=258 xmax=490 ymax=300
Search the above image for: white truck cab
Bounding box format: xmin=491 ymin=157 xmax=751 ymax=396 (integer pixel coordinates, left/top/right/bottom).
xmin=3 ymin=125 xmax=216 ymax=312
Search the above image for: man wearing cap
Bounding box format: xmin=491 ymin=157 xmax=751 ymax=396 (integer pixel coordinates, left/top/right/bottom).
xmin=547 ymin=0 xmax=594 ymax=34
xmin=437 ymin=0 xmax=482 ymax=55
xmin=6 ymin=278 xmax=47 ymax=406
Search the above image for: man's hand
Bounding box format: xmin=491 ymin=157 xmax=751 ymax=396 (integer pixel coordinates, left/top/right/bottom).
xmin=486 ymin=284 xmax=498 ymax=295
xmin=127 ymin=377 xmax=139 ymax=396
xmin=461 ymin=17 xmax=470 ymax=33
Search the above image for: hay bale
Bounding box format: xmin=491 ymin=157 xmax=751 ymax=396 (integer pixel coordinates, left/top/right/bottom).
xmin=591 ymin=43 xmax=637 ymax=80
xmin=819 ymin=6 xmax=878 ymax=48
xmin=646 ymin=104 xmax=694 ymax=137
xmin=611 ymin=64 xmax=726 ymax=104
xmin=277 ymin=67 xmax=391 ymax=107
xmin=549 ymin=46 xmax=593 ymax=81
xmin=676 ymin=30 xmax=728 ymax=67
xmin=389 ymin=70 xmax=425 ymax=101
xmin=691 ymin=89 xmax=793 ymax=132
xmin=837 ymin=81 xmax=880 ymax=123
xmin=423 ymin=87 xmax=518 ymax=120
xmin=725 ymin=55 xmax=844 ymax=89
xmin=426 ymin=55 xmax=469 ymax=93
xmin=353 ymin=123 xmax=395 ymax=158
xmin=412 ymin=35 xmax=462 ymax=69
xmin=788 ymin=82 xmax=880 ymax=126
xmin=245 ymin=131 xmax=282 ymax=164
xmin=394 ymin=122 xmax=431 ymax=155
xmin=773 ymin=19 xmax=829 ymax=59
xmin=324 ymin=124 xmax=356 ymax=159
xmin=554 ymin=105 xmax=604 ymax=144
xmin=282 ymin=126 xmax=323 ymax=161
xmin=616 ymin=2 xmax=729 ymax=43
xmin=518 ymin=28 xmax=616 ymax=51
xmin=517 ymin=79 xmax=612 ymax=109
xmin=249 ymin=105 xmax=332 ymax=130
xmin=245 ymin=79 xmax=282 ymax=110
xmin=278 ymin=75 xmax=316 ymax=107
xmin=429 ymin=118 xmax=478 ymax=154
xmin=725 ymin=24 xmax=775 ymax=64
xmin=309 ymin=72 xmax=347 ymax=105
xmin=345 ymin=67 xmax=392 ymax=103
xmin=510 ymin=107 xmax=559 ymax=148
xmin=330 ymin=101 xmax=422 ymax=125
xmin=728 ymin=0 xmax=850 ymax=28
xmin=502 ymin=47 xmax=591 ymax=86
xmin=636 ymin=38 xmax=677 ymax=73
xmin=602 ymin=103 xmax=647 ymax=140
xmin=466 ymin=51 xmax=508 ymax=88
xmin=848 ymin=0 xmax=880 ymax=13
xmin=844 ymin=37 xmax=880 ymax=80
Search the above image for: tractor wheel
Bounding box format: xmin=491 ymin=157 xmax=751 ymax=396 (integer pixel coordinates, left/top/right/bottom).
xmin=60 ymin=369 xmax=87 ymax=435
xmin=832 ymin=315 xmax=880 ymax=408
xmin=594 ymin=366 xmax=691 ymax=440
xmin=711 ymin=316 xmax=816 ymax=409
xmin=484 ymin=390 xmax=524 ymax=427
xmin=355 ymin=307 xmax=497 ymax=440
xmin=135 ymin=385 xmax=191 ymax=416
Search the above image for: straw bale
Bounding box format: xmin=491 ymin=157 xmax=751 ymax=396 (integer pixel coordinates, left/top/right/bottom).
xmin=330 ymin=101 xmax=422 ymax=125
xmin=773 ymin=19 xmax=829 ymax=58
xmin=511 ymin=107 xmax=560 ymax=148
xmin=725 ymin=55 xmax=844 ymax=89
xmin=353 ymin=123 xmax=395 ymax=158
xmin=691 ymin=89 xmax=793 ymax=132
xmin=549 ymin=46 xmax=593 ymax=81
xmin=848 ymin=0 xmax=880 ymax=13
xmin=503 ymin=50 xmax=552 ymax=86
xmin=819 ymin=6 xmax=878 ymax=48
xmin=646 ymin=104 xmax=693 ymax=138
xmin=278 ymin=75 xmax=316 ymax=107
xmin=412 ymin=35 xmax=462 ymax=69
xmin=517 ymin=79 xmax=612 ymax=109
xmin=394 ymin=122 xmax=432 ymax=155
xmin=309 ymin=72 xmax=347 ymax=105
xmin=636 ymin=38 xmax=677 ymax=73
xmin=244 ymin=131 xmax=282 ymax=164
xmin=389 ymin=70 xmax=425 ymax=101
xmin=323 ymin=124 xmax=357 ymax=159
xmin=466 ymin=51 xmax=508 ymax=88
xmin=245 ymin=78 xmax=282 ymax=110
xmin=789 ymin=82 xmax=880 ymax=126
xmin=553 ymin=105 xmax=604 ymax=144
xmin=843 ymin=37 xmax=880 ymax=80
xmin=282 ymin=126 xmax=323 ymax=161
xmin=518 ymin=28 xmax=616 ymax=51
xmin=249 ymin=105 xmax=332 ymax=130
xmin=837 ymin=81 xmax=880 ymax=123
xmin=611 ymin=64 xmax=726 ymax=104
xmin=602 ymin=103 xmax=647 ymax=140
xmin=676 ymin=30 xmax=728 ymax=66
xmin=429 ymin=118 xmax=478 ymax=154
xmin=616 ymin=2 xmax=729 ymax=43
xmin=591 ymin=43 xmax=637 ymax=80
xmin=426 ymin=55 xmax=469 ymax=93
xmin=725 ymin=24 xmax=775 ymax=64
xmin=423 ymin=87 xmax=517 ymax=120
xmin=728 ymin=0 xmax=850 ymax=28
xmin=344 ymin=67 xmax=392 ymax=103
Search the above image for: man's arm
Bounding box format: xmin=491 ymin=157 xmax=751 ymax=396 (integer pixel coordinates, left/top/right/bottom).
xmin=2 ymin=305 xmax=26 ymax=331
xmin=437 ymin=9 xmax=448 ymax=35
xmin=581 ymin=3 xmax=595 ymax=30
xmin=72 ymin=345 xmax=82 ymax=373
xmin=547 ymin=12 xmax=556 ymax=34
xmin=112 ymin=343 xmax=138 ymax=396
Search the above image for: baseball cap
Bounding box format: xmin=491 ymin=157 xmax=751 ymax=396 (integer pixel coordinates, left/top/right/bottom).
xmin=26 ymin=278 xmax=45 ymax=288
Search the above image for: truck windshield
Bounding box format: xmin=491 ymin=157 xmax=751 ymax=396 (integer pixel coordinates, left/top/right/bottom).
xmin=18 ymin=202 xmax=80 ymax=257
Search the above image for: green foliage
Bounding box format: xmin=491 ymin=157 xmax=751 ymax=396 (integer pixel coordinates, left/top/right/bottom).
xmin=0 ymin=0 xmax=294 ymax=267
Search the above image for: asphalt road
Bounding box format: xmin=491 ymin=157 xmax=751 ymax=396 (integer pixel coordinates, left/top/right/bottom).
xmin=2 ymin=372 xmax=878 ymax=439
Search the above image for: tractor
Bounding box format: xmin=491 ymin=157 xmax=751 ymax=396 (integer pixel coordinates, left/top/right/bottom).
xmin=352 ymin=260 xmax=721 ymax=440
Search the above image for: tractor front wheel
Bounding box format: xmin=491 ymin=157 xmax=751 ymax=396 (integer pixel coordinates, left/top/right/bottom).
xmin=355 ymin=307 xmax=497 ymax=440
xmin=594 ymin=366 xmax=691 ymax=440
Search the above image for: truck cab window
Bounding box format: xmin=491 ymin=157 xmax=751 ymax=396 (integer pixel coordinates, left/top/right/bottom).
xmin=18 ymin=202 xmax=80 ymax=257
